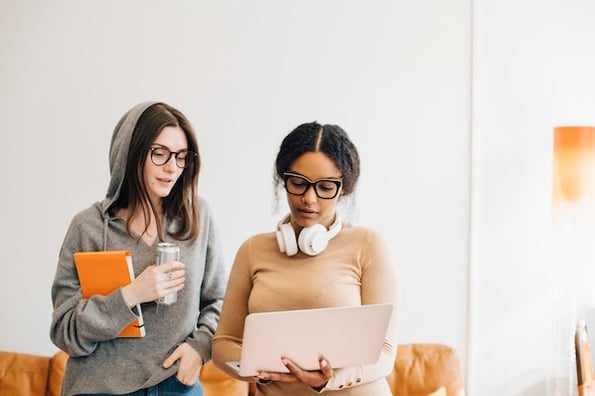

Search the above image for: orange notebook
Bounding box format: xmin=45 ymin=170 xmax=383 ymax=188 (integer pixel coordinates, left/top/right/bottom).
xmin=73 ymin=250 xmax=145 ymax=338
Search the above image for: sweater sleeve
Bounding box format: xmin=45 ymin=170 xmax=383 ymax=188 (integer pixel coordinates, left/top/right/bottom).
xmin=211 ymin=237 xmax=254 ymax=380
xmin=322 ymin=229 xmax=400 ymax=392
xmin=49 ymin=209 xmax=140 ymax=357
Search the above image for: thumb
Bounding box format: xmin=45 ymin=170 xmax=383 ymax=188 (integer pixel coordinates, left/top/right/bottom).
xmin=162 ymin=349 xmax=180 ymax=368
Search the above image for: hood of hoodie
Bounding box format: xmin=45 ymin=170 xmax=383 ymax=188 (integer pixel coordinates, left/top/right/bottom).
xmin=101 ymin=101 xmax=158 ymax=216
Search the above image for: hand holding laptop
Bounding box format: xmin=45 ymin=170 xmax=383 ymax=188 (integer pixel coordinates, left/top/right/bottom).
xmin=255 ymin=356 xmax=333 ymax=389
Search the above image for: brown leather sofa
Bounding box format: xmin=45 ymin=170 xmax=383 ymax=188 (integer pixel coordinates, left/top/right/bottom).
xmin=0 ymin=343 xmax=464 ymax=396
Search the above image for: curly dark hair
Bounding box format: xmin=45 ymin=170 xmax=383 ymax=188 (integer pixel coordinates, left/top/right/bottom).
xmin=274 ymin=121 xmax=360 ymax=196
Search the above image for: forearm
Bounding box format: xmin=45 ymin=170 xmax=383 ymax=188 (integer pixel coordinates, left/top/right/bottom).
xmin=50 ymin=289 xmax=139 ymax=356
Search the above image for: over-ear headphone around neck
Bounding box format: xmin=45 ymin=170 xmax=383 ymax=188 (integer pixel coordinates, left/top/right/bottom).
xmin=275 ymin=214 xmax=342 ymax=256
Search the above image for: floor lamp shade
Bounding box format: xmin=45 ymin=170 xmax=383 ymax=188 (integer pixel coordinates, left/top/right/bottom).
xmin=553 ymin=126 xmax=595 ymax=203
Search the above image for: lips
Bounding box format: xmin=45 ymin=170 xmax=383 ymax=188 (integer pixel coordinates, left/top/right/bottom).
xmin=298 ymin=208 xmax=318 ymax=219
xmin=156 ymin=177 xmax=174 ymax=186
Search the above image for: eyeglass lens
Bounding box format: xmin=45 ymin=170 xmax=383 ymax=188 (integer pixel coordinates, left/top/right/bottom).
xmin=284 ymin=173 xmax=341 ymax=199
xmin=151 ymin=147 xmax=195 ymax=169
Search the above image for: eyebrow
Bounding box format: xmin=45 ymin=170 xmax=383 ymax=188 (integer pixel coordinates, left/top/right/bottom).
xmin=151 ymin=143 xmax=189 ymax=151
xmin=285 ymin=171 xmax=342 ymax=181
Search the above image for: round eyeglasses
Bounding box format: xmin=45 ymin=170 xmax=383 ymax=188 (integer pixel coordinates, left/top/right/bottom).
xmin=283 ymin=172 xmax=342 ymax=200
xmin=150 ymin=146 xmax=197 ymax=169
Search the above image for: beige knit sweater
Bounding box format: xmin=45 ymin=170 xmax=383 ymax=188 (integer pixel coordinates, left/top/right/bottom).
xmin=212 ymin=223 xmax=399 ymax=395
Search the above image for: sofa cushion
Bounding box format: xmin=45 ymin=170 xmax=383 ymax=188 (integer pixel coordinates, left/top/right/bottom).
xmin=48 ymin=351 xmax=68 ymax=396
xmin=0 ymin=351 xmax=50 ymax=396
xmin=0 ymin=343 xmax=464 ymax=396
xmin=201 ymin=360 xmax=249 ymax=396
xmin=42 ymin=352 xmax=249 ymax=396
xmin=387 ymin=343 xmax=463 ymax=396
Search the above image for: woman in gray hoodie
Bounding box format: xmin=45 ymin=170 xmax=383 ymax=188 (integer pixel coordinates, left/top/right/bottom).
xmin=50 ymin=101 xmax=226 ymax=396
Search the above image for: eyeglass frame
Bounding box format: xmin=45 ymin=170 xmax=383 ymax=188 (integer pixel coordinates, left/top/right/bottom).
xmin=282 ymin=172 xmax=343 ymax=200
xmin=149 ymin=145 xmax=197 ymax=169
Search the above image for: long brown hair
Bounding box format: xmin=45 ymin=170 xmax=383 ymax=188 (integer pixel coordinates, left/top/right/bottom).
xmin=113 ymin=103 xmax=201 ymax=242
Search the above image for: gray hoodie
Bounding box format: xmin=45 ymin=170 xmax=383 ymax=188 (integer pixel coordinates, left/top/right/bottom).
xmin=50 ymin=102 xmax=226 ymax=395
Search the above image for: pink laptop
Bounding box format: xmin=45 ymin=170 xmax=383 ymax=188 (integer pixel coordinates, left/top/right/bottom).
xmin=226 ymin=303 xmax=394 ymax=376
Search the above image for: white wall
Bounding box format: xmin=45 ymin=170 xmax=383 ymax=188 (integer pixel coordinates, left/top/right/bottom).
xmin=471 ymin=0 xmax=595 ymax=395
xmin=0 ymin=0 xmax=472 ymax=390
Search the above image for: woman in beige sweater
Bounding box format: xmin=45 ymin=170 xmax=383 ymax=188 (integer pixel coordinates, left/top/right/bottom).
xmin=212 ymin=122 xmax=399 ymax=395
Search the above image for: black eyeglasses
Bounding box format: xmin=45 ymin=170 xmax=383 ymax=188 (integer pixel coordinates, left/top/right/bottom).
xmin=150 ymin=146 xmax=197 ymax=169
xmin=283 ymin=172 xmax=342 ymax=200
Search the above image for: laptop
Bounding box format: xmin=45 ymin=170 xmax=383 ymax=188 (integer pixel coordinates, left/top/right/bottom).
xmin=226 ymin=303 xmax=393 ymax=377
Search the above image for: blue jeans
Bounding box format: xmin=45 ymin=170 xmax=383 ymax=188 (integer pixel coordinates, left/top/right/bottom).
xmin=83 ymin=375 xmax=204 ymax=396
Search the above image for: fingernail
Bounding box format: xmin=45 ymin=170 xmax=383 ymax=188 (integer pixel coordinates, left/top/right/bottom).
xmin=282 ymin=359 xmax=289 ymax=366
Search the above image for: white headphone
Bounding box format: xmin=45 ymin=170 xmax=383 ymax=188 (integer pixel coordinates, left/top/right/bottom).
xmin=275 ymin=214 xmax=342 ymax=256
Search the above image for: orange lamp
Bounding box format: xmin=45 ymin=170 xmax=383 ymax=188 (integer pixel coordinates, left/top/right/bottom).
xmin=553 ymin=126 xmax=595 ymax=203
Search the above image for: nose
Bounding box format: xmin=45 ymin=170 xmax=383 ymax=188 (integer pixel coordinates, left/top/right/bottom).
xmin=302 ymin=184 xmax=317 ymax=204
xmin=163 ymin=154 xmax=178 ymax=172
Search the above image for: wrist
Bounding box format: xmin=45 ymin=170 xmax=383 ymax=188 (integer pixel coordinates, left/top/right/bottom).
xmin=121 ymin=284 xmax=139 ymax=308
xmin=312 ymin=381 xmax=327 ymax=392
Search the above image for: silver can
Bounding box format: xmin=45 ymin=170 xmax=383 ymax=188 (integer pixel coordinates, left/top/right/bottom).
xmin=156 ymin=242 xmax=180 ymax=305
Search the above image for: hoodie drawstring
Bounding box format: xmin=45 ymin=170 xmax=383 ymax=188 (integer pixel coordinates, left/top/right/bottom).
xmin=103 ymin=217 xmax=109 ymax=251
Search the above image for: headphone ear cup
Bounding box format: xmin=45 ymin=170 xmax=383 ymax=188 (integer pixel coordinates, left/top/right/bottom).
xmin=276 ymin=222 xmax=298 ymax=256
xmin=298 ymin=224 xmax=329 ymax=256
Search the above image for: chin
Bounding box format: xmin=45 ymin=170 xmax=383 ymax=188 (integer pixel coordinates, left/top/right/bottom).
xmin=150 ymin=189 xmax=173 ymax=200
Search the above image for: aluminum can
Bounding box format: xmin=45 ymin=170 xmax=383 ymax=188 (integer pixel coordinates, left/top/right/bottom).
xmin=156 ymin=242 xmax=180 ymax=305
